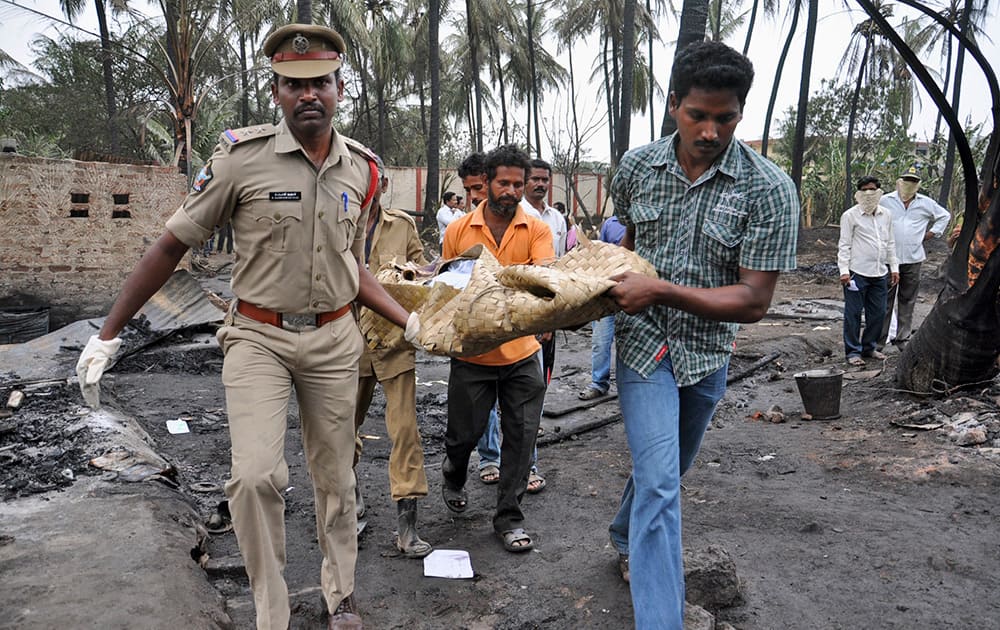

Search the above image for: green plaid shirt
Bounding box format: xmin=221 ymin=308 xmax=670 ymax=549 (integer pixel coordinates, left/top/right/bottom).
xmin=613 ymin=134 xmax=799 ymax=385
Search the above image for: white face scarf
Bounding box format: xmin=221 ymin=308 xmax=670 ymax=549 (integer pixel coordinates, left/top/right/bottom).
xmin=896 ymin=179 xmax=919 ymax=201
xmin=855 ymin=188 xmax=883 ymax=214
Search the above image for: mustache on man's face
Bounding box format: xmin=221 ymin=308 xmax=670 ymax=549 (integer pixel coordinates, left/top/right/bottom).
xmin=295 ymin=103 xmax=325 ymax=116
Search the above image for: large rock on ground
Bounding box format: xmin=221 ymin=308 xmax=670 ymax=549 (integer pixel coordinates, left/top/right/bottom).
xmin=684 ymin=545 xmax=745 ymax=610
xmin=684 ymin=602 xmax=716 ymax=629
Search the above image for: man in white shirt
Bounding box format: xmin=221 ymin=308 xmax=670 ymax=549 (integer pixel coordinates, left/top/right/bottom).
xmin=521 ymin=159 xmax=567 ymax=256
xmin=838 ymin=176 xmax=899 ymax=366
xmin=878 ymin=165 xmax=951 ymax=345
xmin=436 ymin=191 xmax=464 ymax=245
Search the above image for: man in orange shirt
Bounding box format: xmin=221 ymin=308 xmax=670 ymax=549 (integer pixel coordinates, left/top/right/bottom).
xmin=440 ymin=144 xmax=554 ymax=552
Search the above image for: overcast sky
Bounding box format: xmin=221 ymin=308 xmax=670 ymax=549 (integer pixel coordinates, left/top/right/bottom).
xmin=1 ymin=0 xmax=997 ymax=163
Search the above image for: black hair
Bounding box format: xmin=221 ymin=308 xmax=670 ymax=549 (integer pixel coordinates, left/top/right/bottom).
xmin=856 ymin=175 xmax=881 ymax=190
xmin=443 ymin=191 xmax=456 ymax=202
xmin=669 ymin=41 xmax=754 ymax=108
xmin=529 ymin=158 xmax=552 ymax=175
xmin=485 ymin=144 xmax=531 ymax=181
xmin=457 ymin=152 xmax=487 ymax=179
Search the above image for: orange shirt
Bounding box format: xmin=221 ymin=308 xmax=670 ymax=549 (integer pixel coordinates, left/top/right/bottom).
xmin=442 ymin=202 xmax=555 ymax=366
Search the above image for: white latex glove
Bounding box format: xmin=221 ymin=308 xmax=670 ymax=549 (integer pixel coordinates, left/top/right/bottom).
xmin=76 ymin=335 xmax=122 ymax=408
xmin=403 ymin=312 xmax=421 ymax=346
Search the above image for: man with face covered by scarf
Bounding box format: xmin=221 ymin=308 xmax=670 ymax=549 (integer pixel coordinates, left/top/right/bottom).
xmin=838 ymin=176 xmax=899 ymax=366
xmin=878 ymin=166 xmax=951 ymax=346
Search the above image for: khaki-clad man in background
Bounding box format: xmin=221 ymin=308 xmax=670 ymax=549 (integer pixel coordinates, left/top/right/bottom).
xmin=74 ymin=24 xmax=418 ymax=630
xmin=353 ymin=156 xmax=433 ymax=559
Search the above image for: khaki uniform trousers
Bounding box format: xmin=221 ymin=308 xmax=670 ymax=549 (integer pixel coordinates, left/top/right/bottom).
xmin=218 ymin=310 xmax=362 ymax=630
xmin=354 ymin=367 xmax=429 ymax=500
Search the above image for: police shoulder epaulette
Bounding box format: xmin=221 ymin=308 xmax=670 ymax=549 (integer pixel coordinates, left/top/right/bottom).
xmin=219 ymin=124 xmax=276 ymax=151
xmin=341 ymin=137 xmax=380 ymax=209
xmin=342 ymin=136 xmax=377 ymax=164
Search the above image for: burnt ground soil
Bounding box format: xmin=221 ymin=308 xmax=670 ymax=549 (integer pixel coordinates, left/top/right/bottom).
xmin=3 ymin=227 xmax=1000 ymax=629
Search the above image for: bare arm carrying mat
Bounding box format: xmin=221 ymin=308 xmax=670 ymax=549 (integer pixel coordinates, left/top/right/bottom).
xmin=359 ymin=236 xmax=657 ymax=358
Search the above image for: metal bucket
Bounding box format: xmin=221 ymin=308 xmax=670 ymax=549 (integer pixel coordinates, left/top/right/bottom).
xmin=793 ymin=368 xmax=844 ymax=420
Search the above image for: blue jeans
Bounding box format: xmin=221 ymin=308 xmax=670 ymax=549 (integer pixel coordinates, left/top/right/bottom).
xmin=843 ymin=272 xmax=888 ymax=358
xmin=477 ymin=405 xmax=538 ymax=472
xmin=588 ymin=315 xmax=615 ymax=393
xmin=609 ymin=355 xmax=728 ymax=629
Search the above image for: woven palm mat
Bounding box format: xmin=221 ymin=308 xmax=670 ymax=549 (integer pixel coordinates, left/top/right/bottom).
xmin=361 ymin=239 xmax=657 ymax=357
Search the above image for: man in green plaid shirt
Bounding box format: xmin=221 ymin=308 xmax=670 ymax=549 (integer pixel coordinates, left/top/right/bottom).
xmin=605 ymin=41 xmax=799 ymax=629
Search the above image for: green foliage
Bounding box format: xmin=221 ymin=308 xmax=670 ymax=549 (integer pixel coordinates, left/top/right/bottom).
xmin=775 ymin=77 xmax=921 ymax=225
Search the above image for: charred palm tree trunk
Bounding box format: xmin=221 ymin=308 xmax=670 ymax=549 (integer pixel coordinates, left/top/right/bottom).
xmin=855 ymin=0 xmax=1000 ymax=393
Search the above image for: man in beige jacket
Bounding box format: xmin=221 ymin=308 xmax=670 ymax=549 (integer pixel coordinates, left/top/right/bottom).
xmin=354 ymin=158 xmax=432 ymax=558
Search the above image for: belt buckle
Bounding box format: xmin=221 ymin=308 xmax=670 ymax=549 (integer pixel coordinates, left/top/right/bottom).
xmin=282 ymin=313 xmax=316 ymax=332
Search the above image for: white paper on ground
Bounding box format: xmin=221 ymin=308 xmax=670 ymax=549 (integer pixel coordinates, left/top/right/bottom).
xmin=166 ymin=419 xmax=190 ymax=434
xmin=423 ymin=549 xmax=474 ymax=578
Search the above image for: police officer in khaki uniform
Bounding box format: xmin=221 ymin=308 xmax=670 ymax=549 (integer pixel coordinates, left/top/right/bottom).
xmin=75 ymin=23 xmax=419 ymax=630
xmin=353 ymin=156 xmax=433 ymax=558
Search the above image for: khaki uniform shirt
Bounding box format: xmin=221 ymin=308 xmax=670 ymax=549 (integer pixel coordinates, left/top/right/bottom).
xmin=361 ymin=207 xmax=428 ymax=380
xmin=166 ymin=120 xmax=373 ymax=313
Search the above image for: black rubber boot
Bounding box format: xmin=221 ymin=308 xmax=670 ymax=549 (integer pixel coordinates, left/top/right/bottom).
xmin=396 ymin=498 xmax=432 ymax=559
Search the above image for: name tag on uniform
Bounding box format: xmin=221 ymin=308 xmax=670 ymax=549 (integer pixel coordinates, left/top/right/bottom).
xmin=269 ymin=191 xmax=302 ymax=201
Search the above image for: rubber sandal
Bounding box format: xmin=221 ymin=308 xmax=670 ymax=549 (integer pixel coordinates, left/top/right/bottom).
xmin=479 ymin=464 xmax=500 ymax=485
xmin=526 ymin=471 xmax=546 ymax=494
xmin=577 ymin=388 xmax=606 ymax=401
xmin=441 ymin=483 xmax=467 ymax=514
xmin=498 ymin=528 xmax=534 ymax=552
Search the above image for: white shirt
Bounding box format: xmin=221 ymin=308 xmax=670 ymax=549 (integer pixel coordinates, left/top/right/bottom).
xmin=520 ymin=200 xmax=566 ymax=257
xmin=437 ymin=204 xmax=464 ymax=244
xmin=881 ymin=191 xmax=950 ymax=264
xmin=837 ymin=204 xmax=898 ymax=277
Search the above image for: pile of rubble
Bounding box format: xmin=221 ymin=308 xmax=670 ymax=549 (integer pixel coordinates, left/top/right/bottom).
xmin=891 ymin=391 xmax=1000 ymax=452
xmin=0 ymin=381 xmax=102 ymax=499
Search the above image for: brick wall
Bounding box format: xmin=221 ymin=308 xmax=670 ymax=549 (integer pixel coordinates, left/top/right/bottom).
xmin=0 ymin=154 xmax=187 ymax=328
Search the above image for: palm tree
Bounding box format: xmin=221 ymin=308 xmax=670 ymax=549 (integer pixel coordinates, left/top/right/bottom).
xmin=660 ymin=0 xmax=709 ymax=136
xmin=838 ymin=3 xmax=891 ymax=206
xmin=742 ymin=0 xmax=778 ymax=54
xmin=760 ymin=0 xmax=801 ymax=157
xmin=789 ymin=0 xmax=818 ymax=191
xmin=616 ymin=0 xmax=638 ymax=162
xmin=915 ymin=0 xmax=989 ymax=170
xmin=425 ymin=0 xmax=441 ymax=230
xmin=937 ymin=0 xmax=989 ymax=207
xmin=296 ymin=0 xmax=311 ymax=23
xmin=707 ymin=0 xmax=748 ymax=42
xmin=465 ymin=0 xmax=484 ymax=151
xmin=59 ymin=0 xmax=123 ymax=154
xmin=558 ymin=0 xmax=657 ymax=160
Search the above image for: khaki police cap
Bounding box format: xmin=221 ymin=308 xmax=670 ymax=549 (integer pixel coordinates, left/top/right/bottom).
xmin=263 ymin=24 xmax=346 ymax=79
